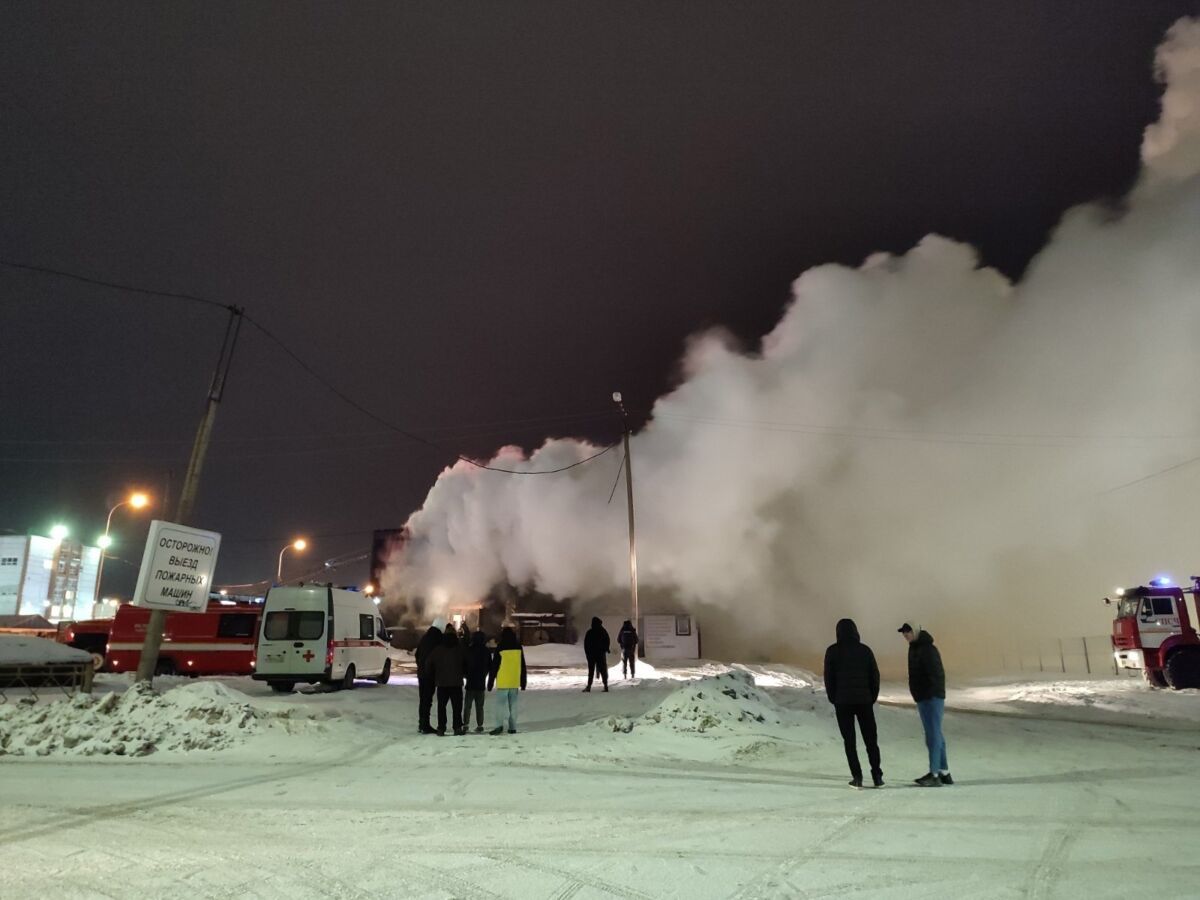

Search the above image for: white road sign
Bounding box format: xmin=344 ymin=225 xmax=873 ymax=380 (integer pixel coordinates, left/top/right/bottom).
xmin=132 ymin=520 xmax=221 ymax=613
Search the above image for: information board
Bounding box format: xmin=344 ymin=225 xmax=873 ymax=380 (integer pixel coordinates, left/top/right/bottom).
xmin=132 ymin=520 xmax=221 ymax=614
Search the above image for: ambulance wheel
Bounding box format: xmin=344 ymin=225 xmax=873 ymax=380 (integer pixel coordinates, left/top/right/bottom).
xmin=376 ymin=659 xmax=391 ymax=685
xmin=341 ymin=664 xmax=357 ymax=691
xmin=270 ymin=682 xmax=295 ymax=694
xmin=1164 ymin=648 xmax=1200 ymax=689
xmin=90 ymin=651 xmax=106 ymax=672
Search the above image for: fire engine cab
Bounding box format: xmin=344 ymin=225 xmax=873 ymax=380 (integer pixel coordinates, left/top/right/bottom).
xmin=1107 ymin=576 xmax=1200 ymax=689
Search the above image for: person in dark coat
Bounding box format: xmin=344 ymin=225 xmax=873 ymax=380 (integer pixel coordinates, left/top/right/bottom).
xmin=426 ymin=628 xmax=467 ymax=735
xmin=582 ymin=616 xmax=610 ymax=692
xmin=824 ymin=618 xmax=882 ymax=788
xmin=900 ymin=623 xmax=951 ymax=786
xmin=414 ymin=618 xmax=445 ymax=734
xmin=616 ymin=619 xmax=639 ymax=678
xmin=459 ymin=621 xmax=472 ymax=644
xmin=463 ymin=630 xmax=491 ymax=733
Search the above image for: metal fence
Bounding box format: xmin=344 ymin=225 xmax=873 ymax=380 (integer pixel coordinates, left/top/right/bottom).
xmin=991 ymin=634 xmax=1139 ymax=678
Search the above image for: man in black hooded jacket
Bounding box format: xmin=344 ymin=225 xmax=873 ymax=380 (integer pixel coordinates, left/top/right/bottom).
xmin=824 ymin=618 xmax=883 ymax=788
xmin=582 ymin=616 xmax=610 ymax=692
xmin=414 ymin=620 xmax=444 ymax=734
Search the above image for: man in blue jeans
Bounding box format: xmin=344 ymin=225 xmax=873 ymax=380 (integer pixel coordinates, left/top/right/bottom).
xmin=899 ymin=623 xmax=953 ymax=786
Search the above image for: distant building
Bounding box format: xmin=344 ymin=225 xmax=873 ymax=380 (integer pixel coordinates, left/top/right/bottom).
xmin=0 ymin=534 xmax=102 ymax=622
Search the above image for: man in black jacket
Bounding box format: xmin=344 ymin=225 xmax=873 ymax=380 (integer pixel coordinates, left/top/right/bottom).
xmin=582 ymin=616 xmax=610 ymax=692
xmin=425 ymin=628 xmax=467 ymax=736
xmin=900 ymin=623 xmax=952 ymax=786
xmin=824 ymin=618 xmax=883 ymax=788
xmin=616 ymin=619 xmax=638 ymax=678
xmin=414 ymin=618 xmax=445 ymax=734
xmin=463 ymin=630 xmax=491 ymax=733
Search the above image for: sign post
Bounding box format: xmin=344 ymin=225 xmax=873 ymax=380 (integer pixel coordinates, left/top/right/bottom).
xmin=132 ymin=520 xmax=221 ymax=614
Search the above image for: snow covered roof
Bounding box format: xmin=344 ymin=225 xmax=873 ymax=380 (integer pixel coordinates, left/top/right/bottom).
xmin=0 ymin=635 xmax=91 ymax=666
xmin=0 ymin=615 xmax=56 ymax=631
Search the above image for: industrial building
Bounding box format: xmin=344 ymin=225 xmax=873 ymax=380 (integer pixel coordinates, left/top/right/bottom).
xmin=0 ymin=533 xmax=102 ymax=622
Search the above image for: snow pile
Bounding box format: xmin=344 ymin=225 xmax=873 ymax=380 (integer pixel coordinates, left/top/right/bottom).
xmin=600 ymin=670 xmax=785 ymax=734
xmin=0 ymin=681 xmax=279 ymax=757
xmin=0 ymin=634 xmax=91 ymax=665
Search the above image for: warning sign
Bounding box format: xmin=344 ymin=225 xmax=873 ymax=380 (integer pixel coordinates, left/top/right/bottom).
xmin=132 ymin=520 xmax=222 ymax=614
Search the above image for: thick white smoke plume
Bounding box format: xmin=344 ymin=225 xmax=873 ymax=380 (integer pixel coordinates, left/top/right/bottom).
xmin=385 ymin=20 xmax=1200 ymax=668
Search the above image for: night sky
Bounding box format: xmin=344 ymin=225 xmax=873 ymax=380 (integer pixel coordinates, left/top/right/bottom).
xmin=1 ymin=2 xmax=1194 ymax=597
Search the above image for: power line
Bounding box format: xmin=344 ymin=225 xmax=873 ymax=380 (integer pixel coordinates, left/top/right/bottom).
xmin=0 ymin=258 xmax=619 ymax=475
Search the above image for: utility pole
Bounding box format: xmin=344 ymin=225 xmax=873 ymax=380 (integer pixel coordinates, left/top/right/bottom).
xmin=612 ymin=392 xmax=638 ymax=627
xmin=136 ymin=306 xmax=243 ymax=684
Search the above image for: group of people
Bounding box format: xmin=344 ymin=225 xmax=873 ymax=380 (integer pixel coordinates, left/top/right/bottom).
xmin=581 ymin=616 xmax=640 ymax=692
xmin=415 ymin=612 xmax=952 ymax=790
xmin=823 ymin=619 xmax=951 ymax=788
xmin=414 ymin=615 xmax=640 ymax=734
xmin=415 ymin=618 xmax=527 ymax=736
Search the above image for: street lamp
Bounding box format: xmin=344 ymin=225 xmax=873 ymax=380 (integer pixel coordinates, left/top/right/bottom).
xmin=95 ymin=493 xmax=152 ymax=602
xmin=49 ymin=524 xmax=69 ymax=541
xmin=277 ymin=538 xmax=307 ymax=582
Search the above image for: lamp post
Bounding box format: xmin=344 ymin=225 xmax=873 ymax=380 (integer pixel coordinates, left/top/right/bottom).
xmin=612 ymin=392 xmax=638 ymax=627
xmin=95 ymin=493 xmax=150 ymax=604
xmin=277 ymin=538 xmax=307 ymax=582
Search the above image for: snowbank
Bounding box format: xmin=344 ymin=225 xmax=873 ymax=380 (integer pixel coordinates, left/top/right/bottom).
xmin=598 ymin=669 xmax=823 ymax=737
xmin=0 ymin=634 xmax=91 ymax=665
xmin=0 ymin=680 xmax=314 ymax=757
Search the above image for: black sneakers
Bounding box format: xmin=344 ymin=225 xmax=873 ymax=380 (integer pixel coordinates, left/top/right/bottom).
xmin=489 ymin=727 xmax=504 ymax=735
xmin=872 ymin=775 xmax=885 ymax=788
xmin=914 ymin=772 xmax=942 ymax=787
xmin=849 ymin=777 xmax=863 ymax=789
xmin=939 ymin=772 xmax=954 ymax=785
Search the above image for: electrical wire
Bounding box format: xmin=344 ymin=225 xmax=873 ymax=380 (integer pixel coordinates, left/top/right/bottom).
xmin=0 ymin=258 xmax=619 ymax=475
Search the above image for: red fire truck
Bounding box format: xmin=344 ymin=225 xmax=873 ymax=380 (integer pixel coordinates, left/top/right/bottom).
xmin=59 ymin=600 xmax=263 ymax=676
xmin=1108 ymin=576 xmax=1200 ymax=688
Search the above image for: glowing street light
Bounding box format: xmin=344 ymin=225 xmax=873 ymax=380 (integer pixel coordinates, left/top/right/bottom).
xmin=96 ymin=492 xmax=153 ymax=601
xmin=364 ymin=583 xmax=375 ymax=596
xmin=277 ymin=538 xmax=308 ymax=582
xmin=49 ymin=524 xmax=69 ymax=541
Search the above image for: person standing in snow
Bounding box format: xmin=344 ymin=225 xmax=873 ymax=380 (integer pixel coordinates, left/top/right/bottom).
xmin=899 ymin=623 xmax=952 ymax=786
xmin=616 ymin=619 xmax=639 ymax=678
xmin=464 ymin=629 xmax=491 ymax=733
xmin=414 ymin=617 xmax=446 ymax=734
xmin=823 ymin=618 xmax=883 ymax=789
xmin=427 ymin=627 xmax=467 ymax=736
xmin=487 ymin=626 xmax=527 ymax=734
xmin=582 ymin=616 xmax=610 ymax=692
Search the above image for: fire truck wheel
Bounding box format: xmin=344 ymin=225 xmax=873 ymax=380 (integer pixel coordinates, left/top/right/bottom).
xmin=1145 ymin=669 xmax=1168 ymax=688
xmin=341 ymin=664 xmax=357 ymax=691
xmin=90 ymin=651 xmax=105 ymax=672
xmin=1164 ymin=649 xmax=1200 ymax=689
xmin=269 ymin=682 xmax=295 ymax=694
xmin=155 ymin=659 xmax=176 ymax=677
xmin=376 ymin=659 xmax=391 ymax=685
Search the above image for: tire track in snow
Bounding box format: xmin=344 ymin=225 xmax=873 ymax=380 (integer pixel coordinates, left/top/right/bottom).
xmin=1025 ymin=827 xmax=1077 ymax=900
xmin=484 ymin=852 xmax=657 ymax=900
xmin=0 ymin=739 xmax=391 ymax=847
xmin=726 ymin=807 xmax=877 ymax=900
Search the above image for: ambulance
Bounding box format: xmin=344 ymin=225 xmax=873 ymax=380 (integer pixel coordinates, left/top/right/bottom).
xmin=252 ymin=583 xmax=391 ymax=693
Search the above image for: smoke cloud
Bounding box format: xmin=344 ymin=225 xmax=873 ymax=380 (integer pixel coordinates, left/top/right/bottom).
xmin=384 ymin=19 xmax=1200 ymax=671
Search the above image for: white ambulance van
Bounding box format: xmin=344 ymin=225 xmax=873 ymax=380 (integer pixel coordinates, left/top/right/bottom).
xmin=253 ymin=583 xmax=391 ymax=693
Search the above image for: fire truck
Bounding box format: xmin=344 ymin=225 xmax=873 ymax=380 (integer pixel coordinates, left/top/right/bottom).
xmin=1108 ymin=576 xmax=1200 ymax=688
xmin=58 ymin=599 xmax=263 ymax=676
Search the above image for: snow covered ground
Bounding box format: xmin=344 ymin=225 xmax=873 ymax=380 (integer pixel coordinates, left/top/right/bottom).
xmin=1 ymin=664 xmax=1198 ymax=899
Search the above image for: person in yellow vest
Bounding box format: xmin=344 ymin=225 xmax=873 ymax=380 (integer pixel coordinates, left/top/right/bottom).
xmin=487 ymin=626 xmax=527 ymax=734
